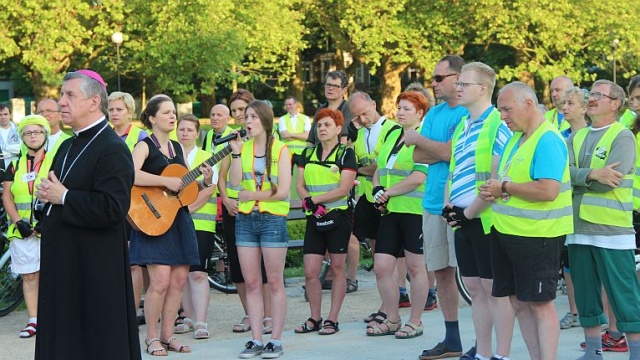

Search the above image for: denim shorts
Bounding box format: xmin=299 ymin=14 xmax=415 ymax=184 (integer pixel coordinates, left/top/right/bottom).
xmin=235 ymin=211 xmax=289 ymax=248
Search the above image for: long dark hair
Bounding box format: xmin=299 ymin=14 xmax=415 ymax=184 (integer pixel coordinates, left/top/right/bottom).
xmin=247 ymin=100 xmax=277 ymax=195
xmin=628 ymin=76 xmax=640 ymax=136
xmin=140 ymin=95 xmax=172 ymax=129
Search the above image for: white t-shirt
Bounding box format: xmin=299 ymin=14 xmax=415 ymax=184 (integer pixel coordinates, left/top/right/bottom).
xmin=186 ymin=147 xmax=219 ymax=185
xmin=47 ymin=131 xmax=64 ymax=152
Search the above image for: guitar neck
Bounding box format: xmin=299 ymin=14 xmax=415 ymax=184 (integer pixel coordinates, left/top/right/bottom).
xmin=181 ymin=145 xmax=233 ymax=185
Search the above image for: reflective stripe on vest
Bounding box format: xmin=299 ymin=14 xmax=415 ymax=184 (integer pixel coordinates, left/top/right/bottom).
xmin=238 ymin=139 xmax=290 ymax=216
xmin=492 ymin=121 xmax=573 ymax=237
xmin=353 ymin=118 xmax=400 ymax=201
xmin=7 ymin=154 xmax=53 ymax=240
xmin=280 ymin=113 xmax=308 ymax=155
xmin=303 ymin=144 xmax=350 ymax=213
xmin=189 ymin=149 xmax=217 ymax=233
xmin=573 ymin=122 xmax=634 ymax=227
xmin=377 ymin=125 xmax=426 ymax=215
xmin=448 ymin=109 xmax=502 ymax=234
xmin=125 ymin=126 xmax=147 ymax=153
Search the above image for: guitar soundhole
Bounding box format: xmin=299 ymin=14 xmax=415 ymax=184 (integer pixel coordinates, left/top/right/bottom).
xmin=164 ymin=190 xmax=178 ymax=197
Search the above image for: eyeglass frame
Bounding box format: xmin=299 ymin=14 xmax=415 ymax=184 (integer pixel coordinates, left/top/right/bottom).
xmin=433 ymin=73 xmax=458 ymax=83
xmin=589 ymin=91 xmax=617 ymax=101
xmin=324 ymin=83 xmax=345 ymax=90
xmin=22 ymin=130 xmax=46 ymax=137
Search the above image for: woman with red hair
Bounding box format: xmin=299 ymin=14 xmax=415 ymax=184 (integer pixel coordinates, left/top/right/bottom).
xmin=293 ymin=108 xmax=357 ymax=335
xmin=366 ymin=91 xmax=429 ymax=339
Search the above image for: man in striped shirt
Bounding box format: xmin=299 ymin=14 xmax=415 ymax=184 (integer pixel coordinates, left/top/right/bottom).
xmin=444 ymin=62 xmax=513 ymax=360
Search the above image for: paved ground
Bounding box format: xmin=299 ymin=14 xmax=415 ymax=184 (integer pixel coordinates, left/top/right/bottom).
xmin=0 ymin=270 xmax=629 ymax=359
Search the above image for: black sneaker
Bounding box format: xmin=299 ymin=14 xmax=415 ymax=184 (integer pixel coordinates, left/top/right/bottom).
xmin=261 ymin=342 xmax=284 ymax=359
xmin=239 ymin=341 xmax=264 ymax=358
xmin=399 ymin=293 xmax=411 ymax=308
xmin=460 ymin=346 xmax=476 ymax=359
xmin=424 ymin=291 xmax=438 ymax=311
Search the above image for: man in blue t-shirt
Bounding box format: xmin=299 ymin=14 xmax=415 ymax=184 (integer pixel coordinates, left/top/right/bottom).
xmin=406 ymin=55 xmax=468 ymax=360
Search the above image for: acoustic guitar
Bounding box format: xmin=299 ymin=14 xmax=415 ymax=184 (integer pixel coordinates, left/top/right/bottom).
xmin=127 ymin=145 xmax=233 ymax=236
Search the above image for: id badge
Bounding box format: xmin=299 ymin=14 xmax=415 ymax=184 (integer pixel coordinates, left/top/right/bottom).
xmin=23 ymin=171 xmax=36 ymax=182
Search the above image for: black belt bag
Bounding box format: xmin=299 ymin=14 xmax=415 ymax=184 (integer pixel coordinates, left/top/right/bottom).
xmin=312 ymin=210 xmax=341 ymax=232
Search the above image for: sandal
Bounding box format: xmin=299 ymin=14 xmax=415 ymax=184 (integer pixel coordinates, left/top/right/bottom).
xmin=161 ymin=336 xmax=191 ymax=353
xmin=346 ymin=279 xmax=358 ymax=293
xmin=145 ymin=338 xmax=167 ymax=356
xmin=232 ymin=315 xmax=251 ymax=333
xmin=19 ymin=322 xmax=37 ymax=338
xmin=194 ymin=322 xmax=210 ymax=339
xmin=366 ymin=319 xmax=401 ymax=336
xmin=366 ymin=311 xmax=387 ymax=329
xmin=263 ymin=317 xmax=273 ymax=335
xmin=395 ymin=321 xmax=424 ymax=339
xmin=174 ymin=317 xmax=194 ymax=334
xmin=363 ymin=310 xmax=384 ymax=323
xmin=318 ymin=320 xmax=339 ymax=335
xmin=294 ymin=317 xmax=323 ymax=334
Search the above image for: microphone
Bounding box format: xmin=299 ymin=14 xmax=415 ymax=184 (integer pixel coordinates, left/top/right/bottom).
xmin=213 ymin=129 xmax=247 ymax=146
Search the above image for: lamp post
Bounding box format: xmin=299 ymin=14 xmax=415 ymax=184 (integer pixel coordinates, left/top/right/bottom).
xmin=611 ymin=38 xmax=620 ymax=84
xmin=111 ymin=31 xmax=124 ymax=91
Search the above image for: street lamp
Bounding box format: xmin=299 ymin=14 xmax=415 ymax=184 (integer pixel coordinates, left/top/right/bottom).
xmin=111 ymin=31 xmax=124 ymax=91
xmin=611 ymin=38 xmax=620 ymax=84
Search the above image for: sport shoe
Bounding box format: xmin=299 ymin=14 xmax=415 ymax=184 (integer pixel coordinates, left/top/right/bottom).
xmin=346 ymin=279 xmax=358 ymax=293
xmin=579 ymin=331 xmax=629 ymax=352
xmin=239 ymin=341 xmax=264 ymax=358
xmin=459 ymin=346 xmax=476 ymax=359
xmin=261 ymin=342 xmax=284 ymax=359
xmin=419 ymin=342 xmax=463 ymax=359
xmin=559 ymin=312 xmax=580 ymax=329
xmin=424 ymin=291 xmax=438 ymax=311
xmin=399 ymin=293 xmax=411 ymax=308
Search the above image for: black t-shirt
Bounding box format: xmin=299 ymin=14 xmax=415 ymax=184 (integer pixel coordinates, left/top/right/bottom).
xmin=2 ymin=154 xmax=38 ymax=182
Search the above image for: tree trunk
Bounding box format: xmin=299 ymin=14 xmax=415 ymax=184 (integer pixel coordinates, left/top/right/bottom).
xmin=32 ymin=72 xmax=59 ymax=101
xmin=379 ymin=56 xmax=408 ymax=119
xmin=200 ymin=87 xmax=216 ymax=119
xmin=289 ymin=52 xmax=304 ymax=104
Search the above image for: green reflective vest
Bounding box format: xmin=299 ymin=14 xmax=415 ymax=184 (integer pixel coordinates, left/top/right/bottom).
xmin=448 ymin=109 xmax=502 ymax=234
xmin=280 ymin=113 xmax=309 ymax=155
xmin=353 ymin=118 xmax=400 ymax=202
xmin=6 ymin=153 xmax=54 ymax=240
xmin=377 ymin=125 xmax=426 ymax=215
xmin=620 ymin=109 xmax=637 ymax=129
xmin=545 ymin=108 xmax=570 ymax=132
xmin=238 ymin=139 xmax=290 ymax=216
xmin=492 ymin=121 xmax=573 ymax=237
xmin=302 ymin=144 xmax=349 ymax=214
xmin=189 ymin=148 xmax=217 ymax=233
xmin=573 ymin=122 xmax=634 ymax=227
xmin=124 ymin=125 xmax=148 ymax=153
xmin=634 ymin=131 xmax=640 ymax=210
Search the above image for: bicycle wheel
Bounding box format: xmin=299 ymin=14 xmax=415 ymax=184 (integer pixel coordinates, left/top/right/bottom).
xmin=455 ymin=267 xmax=472 ymax=306
xmin=207 ymin=233 xmax=238 ymax=294
xmin=0 ymin=244 xmax=24 ymax=317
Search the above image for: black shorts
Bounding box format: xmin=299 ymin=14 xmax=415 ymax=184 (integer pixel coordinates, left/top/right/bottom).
xmin=222 ymin=202 xmax=267 ymax=284
xmin=490 ymin=228 xmax=563 ymax=302
xmin=454 ymin=218 xmax=493 ymax=279
xmin=303 ymin=210 xmax=352 ymax=255
xmin=353 ymin=196 xmax=381 ymax=240
xmin=190 ymin=230 xmax=215 ymax=272
xmin=375 ymin=213 xmax=423 ymax=257
xmin=560 ymin=246 xmax=570 ymax=270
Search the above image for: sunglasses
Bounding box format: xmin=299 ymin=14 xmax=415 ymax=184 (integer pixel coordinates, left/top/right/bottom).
xmin=433 ymin=73 xmax=457 ymax=83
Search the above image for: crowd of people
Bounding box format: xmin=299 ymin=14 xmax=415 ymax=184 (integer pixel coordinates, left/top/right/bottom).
xmin=2 ymin=54 xmax=640 ymax=360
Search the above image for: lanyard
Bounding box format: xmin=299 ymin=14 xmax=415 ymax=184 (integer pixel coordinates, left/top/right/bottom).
xmin=59 ymin=123 xmax=109 ymax=183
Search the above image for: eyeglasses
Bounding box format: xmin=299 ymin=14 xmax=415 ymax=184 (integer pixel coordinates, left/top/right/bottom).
xmin=455 ymin=82 xmax=484 ymax=88
xmin=433 ymin=73 xmax=457 ymax=83
xmin=35 ymin=109 xmax=59 ymax=115
xmin=589 ymin=91 xmax=616 ymax=101
xmin=324 ymin=83 xmax=344 ymax=90
xmin=22 ymin=130 xmax=45 ymax=137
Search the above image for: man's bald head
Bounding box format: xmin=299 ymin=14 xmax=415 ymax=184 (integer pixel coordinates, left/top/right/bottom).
xmin=210 ymin=104 xmax=230 ymax=132
xmin=550 ymin=76 xmax=574 ymax=107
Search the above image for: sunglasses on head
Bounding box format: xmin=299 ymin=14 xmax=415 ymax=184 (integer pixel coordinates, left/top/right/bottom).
xmin=433 ymin=73 xmax=457 ymax=83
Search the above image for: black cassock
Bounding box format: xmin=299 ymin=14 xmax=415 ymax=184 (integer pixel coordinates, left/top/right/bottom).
xmin=35 ymin=120 xmax=141 ymax=360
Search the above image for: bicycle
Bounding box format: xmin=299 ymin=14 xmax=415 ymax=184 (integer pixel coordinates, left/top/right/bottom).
xmin=0 ymin=236 xmax=23 ymax=317
xmin=303 ymin=238 xmax=472 ymax=305
xmin=206 ymin=224 xmax=238 ymax=294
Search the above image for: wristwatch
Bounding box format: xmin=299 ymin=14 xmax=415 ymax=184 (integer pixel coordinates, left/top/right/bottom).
xmin=500 ymin=180 xmax=510 ymax=202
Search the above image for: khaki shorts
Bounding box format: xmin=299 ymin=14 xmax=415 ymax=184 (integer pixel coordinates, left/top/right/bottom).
xmin=423 ymin=210 xmax=456 ymax=271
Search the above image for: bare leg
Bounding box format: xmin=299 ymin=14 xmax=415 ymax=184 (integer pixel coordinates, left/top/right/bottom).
xmin=160 ymin=266 xmax=190 ymax=341
xmin=346 ymin=234 xmax=360 ymax=281
xmin=405 ymin=251 xmax=428 ymax=325
xmin=21 ymin=272 xmax=39 ymax=318
xmin=327 ymin=253 xmax=347 ymax=322
xmin=261 ymin=247 xmax=288 ymax=340
xmin=303 ymin=254 xmax=324 ymax=321
xmin=131 ymin=265 xmax=143 ymax=310
xmin=510 ymin=297 xmax=558 ymax=360
xmin=238 ymin=247 xmax=266 ymax=343
xmin=463 ymin=276 xmax=492 ymax=358
xmin=436 ymin=266 xmax=458 ymax=321
xmin=187 ymin=271 xmax=210 ymax=323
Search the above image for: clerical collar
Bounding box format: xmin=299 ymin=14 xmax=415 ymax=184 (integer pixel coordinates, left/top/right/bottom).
xmin=74 ymin=116 xmax=106 ymax=136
